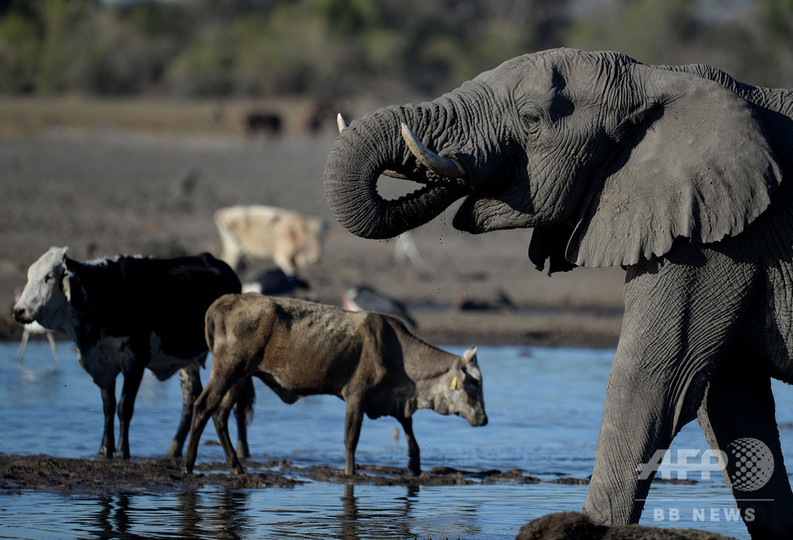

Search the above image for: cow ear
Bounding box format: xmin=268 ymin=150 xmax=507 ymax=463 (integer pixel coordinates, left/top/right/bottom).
xmin=61 ymin=271 xmax=75 ymax=302
xmin=566 ymin=65 xmax=781 ymax=268
xmin=61 ymin=261 xmax=85 ymax=308
xmin=462 ymin=346 xmax=478 ymax=363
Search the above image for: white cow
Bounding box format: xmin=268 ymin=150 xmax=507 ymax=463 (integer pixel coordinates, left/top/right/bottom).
xmin=214 ymin=205 xmax=326 ymax=275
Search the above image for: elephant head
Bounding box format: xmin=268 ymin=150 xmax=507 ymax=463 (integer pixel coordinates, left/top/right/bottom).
xmin=324 ymin=48 xmax=782 ymax=272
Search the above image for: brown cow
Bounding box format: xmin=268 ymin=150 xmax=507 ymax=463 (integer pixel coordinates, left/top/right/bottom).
xmin=183 ymin=293 xmax=487 ymax=476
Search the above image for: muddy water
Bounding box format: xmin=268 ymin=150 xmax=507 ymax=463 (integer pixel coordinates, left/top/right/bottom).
xmin=3 ymin=342 xmax=791 ymax=538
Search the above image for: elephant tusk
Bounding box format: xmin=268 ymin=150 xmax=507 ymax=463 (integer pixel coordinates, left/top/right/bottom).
xmin=336 ymin=113 xmax=348 ymax=134
xmin=337 ymin=113 xmax=409 ymax=180
xmin=401 ymin=123 xmax=467 ymax=179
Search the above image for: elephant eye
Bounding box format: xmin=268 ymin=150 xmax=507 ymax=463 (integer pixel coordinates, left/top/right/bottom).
xmin=522 ymin=110 xmax=541 ymax=124
xmin=518 ymin=104 xmax=544 ymax=137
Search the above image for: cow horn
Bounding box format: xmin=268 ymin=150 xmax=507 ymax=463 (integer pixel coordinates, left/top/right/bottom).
xmin=337 ymin=113 xmax=408 ymax=180
xmin=401 ymin=123 xmax=467 ymax=179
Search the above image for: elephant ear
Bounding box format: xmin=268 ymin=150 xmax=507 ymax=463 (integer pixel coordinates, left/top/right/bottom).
xmin=566 ymin=64 xmax=782 ymax=268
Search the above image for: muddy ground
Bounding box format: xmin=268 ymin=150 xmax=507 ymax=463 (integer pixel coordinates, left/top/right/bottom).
xmin=1 ymin=119 xmax=627 ymax=496
xmin=0 ymin=453 xmax=580 ymax=497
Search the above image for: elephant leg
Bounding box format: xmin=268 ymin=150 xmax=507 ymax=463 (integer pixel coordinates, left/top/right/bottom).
xmin=583 ymin=251 xmax=756 ymax=525
xmin=583 ymin=346 xmax=699 ymax=524
xmin=166 ymin=362 xmax=204 ymax=458
xmin=697 ymin=349 xmax=793 ymax=538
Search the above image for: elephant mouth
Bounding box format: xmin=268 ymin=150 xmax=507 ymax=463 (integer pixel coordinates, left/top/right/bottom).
xmin=327 ymin=113 xmax=510 ymax=239
xmin=394 ymin=121 xmax=518 ymax=233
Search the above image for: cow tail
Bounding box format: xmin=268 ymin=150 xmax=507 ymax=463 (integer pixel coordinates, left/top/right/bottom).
xmin=205 ymin=308 xmax=216 ymax=352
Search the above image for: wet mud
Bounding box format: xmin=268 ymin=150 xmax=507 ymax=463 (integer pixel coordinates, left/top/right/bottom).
xmin=0 ymin=453 xmax=575 ymax=496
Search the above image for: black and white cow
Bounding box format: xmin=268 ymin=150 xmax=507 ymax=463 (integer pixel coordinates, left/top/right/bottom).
xmin=13 ymin=246 xmax=252 ymax=460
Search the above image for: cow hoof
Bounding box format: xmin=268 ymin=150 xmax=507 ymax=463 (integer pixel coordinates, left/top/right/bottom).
xmin=165 ymin=442 xmax=182 ymax=459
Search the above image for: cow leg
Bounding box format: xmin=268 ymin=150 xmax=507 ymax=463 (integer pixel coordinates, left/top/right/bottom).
xmin=344 ymin=398 xmax=364 ymax=475
xmin=16 ymin=327 xmax=30 ymax=365
xmin=396 ymin=416 xmax=420 ymax=476
xmin=233 ymin=377 xmax=255 ymax=459
xmin=211 ymin=380 xmax=247 ymax=475
xmin=46 ymin=331 xmax=58 ymax=364
xmin=98 ymin=378 xmax=117 ymax=458
xmin=116 ymin=367 xmax=145 ymax=459
xmin=273 ymin=253 xmax=297 ymax=276
xmin=184 ymin=369 xmax=238 ymax=474
xmin=166 ymin=363 xmax=204 ymax=458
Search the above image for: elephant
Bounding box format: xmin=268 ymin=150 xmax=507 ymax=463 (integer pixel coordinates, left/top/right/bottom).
xmin=323 ymin=47 xmax=793 ymax=538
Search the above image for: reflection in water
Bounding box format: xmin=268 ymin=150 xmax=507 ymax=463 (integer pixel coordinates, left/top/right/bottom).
xmin=79 ymin=489 xmax=251 ymax=539
xmin=337 ymin=483 xmax=423 ymax=539
xmin=85 ymin=493 xmax=134 ymax=538
xmin=339 ymin=483 xmax=358 ymax=539
xmin=209 ymin=489 xmax=251 ymax=539
xmin=177 ymin=490 xmax=202 ymax=538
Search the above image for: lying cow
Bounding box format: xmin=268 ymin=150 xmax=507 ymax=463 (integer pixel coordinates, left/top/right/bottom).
xmin=213 ymin=205 xmax=326 ymax=275
xmin=183 ymin=293 xmax=488 ymax=476
xmin=13 ymin=246 xmax=253 ymax=460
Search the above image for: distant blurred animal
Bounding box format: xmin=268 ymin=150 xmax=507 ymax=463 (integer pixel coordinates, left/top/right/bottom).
xmin=306 ymin=99 xmax=347 ymax=135
xmin=17 ymin=321 xmax=58 ymax=366
xmin=244 ymin=111 xmax=282 ymax=137
xmin=455 ymin=290 xmax=515 ymax=312
xmin=241 ymin=267 xmax=310 ymax=296
xmin=13 ymin=247 xmax=252 ymax=460
xmin=183 ymin=293 xmax=487 ymax=476
xmin=342 ymin=285 xmax=416 ymax=329
xmin=214 ymin=205 xmax=327 ymax=275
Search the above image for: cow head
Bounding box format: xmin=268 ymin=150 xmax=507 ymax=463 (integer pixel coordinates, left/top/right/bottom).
xmin=438 ymin=346 xmax=488 ymax=427
xmin=14 ymin=246 xmax=78 ymax=331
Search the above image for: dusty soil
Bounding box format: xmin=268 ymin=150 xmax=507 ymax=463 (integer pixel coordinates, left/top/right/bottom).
xmin=0 ymin=126 xmax=626 ymax=348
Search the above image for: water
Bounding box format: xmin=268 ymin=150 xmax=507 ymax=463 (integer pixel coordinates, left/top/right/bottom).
xmin=3 ymin=342 xmax=792 ymax=538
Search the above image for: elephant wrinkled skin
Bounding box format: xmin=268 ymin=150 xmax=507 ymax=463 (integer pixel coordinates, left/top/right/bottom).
xmin=323 ymin=48 xmax=793 ymax=538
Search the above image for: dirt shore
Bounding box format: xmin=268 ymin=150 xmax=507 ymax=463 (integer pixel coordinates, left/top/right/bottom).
xmin=1 ymin=126 xmax=625 ymax=347
xmin=0 ymin=453 xmax=572 ymax=497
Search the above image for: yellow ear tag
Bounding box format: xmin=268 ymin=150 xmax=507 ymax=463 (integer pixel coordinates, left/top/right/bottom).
xmin=450 ymin=376 xmax=458 ymax=390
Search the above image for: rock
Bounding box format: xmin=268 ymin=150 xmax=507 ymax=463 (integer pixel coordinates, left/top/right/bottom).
xmin=516 ymin=512 xmax=734 ymax=540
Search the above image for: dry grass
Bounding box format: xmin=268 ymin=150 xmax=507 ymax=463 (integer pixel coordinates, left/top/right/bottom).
xmin=0 ymin=96 xmax=332 ymax=140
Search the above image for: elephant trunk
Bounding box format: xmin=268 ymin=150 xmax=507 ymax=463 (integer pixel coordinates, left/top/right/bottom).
xmin=323 ymin=105 xmax=469 ymax=239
